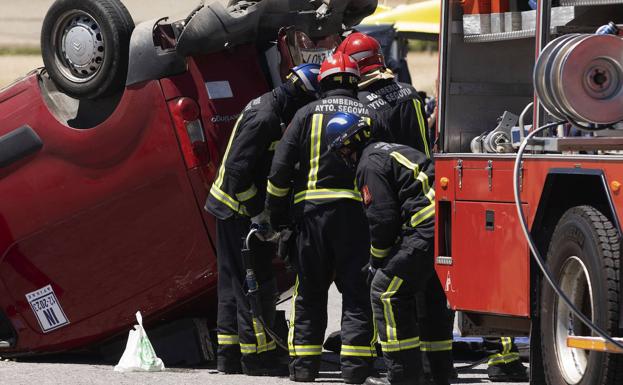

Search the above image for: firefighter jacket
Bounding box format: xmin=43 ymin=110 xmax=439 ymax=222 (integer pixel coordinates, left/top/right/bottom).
xmin=267 ymin=89 xmax=382 ymax=218
xmin=205 ymin=84 xmax=313 ymax=220
xmin=358 ymin=72 xmax=431 ymax=158
xmin=356 ymin=142 xmax=435 ymax=261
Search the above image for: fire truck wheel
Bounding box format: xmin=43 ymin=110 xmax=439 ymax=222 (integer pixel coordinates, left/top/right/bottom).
xmin=41 ymin=0 xmax=134 ymax=100
xmin=541 ymin=205 xmax=623 ymax=385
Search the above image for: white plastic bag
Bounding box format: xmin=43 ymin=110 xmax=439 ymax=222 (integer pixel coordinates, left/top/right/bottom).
xmin=114 ymin=311 xmax=165 ymax=372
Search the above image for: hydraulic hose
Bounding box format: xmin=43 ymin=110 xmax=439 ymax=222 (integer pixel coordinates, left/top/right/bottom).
xmin=242 ymin=228 xmax=344 ymax=367
xmin=244 ymin=228 xmax=291 ymax=352
xmin=513 ymin=122 xmax=623 ymax=351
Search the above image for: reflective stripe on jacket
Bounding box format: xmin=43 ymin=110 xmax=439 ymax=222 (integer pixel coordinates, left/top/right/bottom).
xmin=267 ymin=89 xmax=383 ymax=217
xmin=356 ymin=142 xmax=435 ymax=255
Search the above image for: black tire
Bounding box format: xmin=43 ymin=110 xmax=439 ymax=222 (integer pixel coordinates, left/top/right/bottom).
xmin=41 ymin=0 xmax=134 ymax=100
xmin=541 ymin=206 xmax=623 ymax=385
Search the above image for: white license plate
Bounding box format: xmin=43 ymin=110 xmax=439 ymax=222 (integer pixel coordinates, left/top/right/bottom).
xmin=300 ymin=49 xmax=333 ymax=65
xmin=26 ymin=285 xmax=70 ymax=333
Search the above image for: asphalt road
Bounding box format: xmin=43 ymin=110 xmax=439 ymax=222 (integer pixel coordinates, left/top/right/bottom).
xmin=0 ymin=286 xmax=528 ymax=385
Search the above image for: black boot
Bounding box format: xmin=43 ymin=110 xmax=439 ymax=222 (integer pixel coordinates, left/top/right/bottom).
xmin=487 ymin=359 xmax=529 ymax=382
xmin=217 ymin=358 xmax=243 ymax=374
xmin=289 ymin=357 xmax=320 ymax=382
xmin=241 ymin=350 xmax=289 ymax=377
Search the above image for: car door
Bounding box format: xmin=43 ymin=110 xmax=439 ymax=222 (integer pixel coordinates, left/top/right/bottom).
xmin=0 ymin=75 xmax=216 ymax=350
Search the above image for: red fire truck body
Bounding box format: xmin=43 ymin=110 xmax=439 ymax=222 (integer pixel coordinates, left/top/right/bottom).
xmin=433 ymin=0 xmax=623 ymax=383
xmin=435 ymin=155 xmax=621 ymax=318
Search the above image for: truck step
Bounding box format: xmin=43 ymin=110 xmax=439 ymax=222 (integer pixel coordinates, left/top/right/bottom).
xmin=567 ymin=336 xmax=623 ymax=354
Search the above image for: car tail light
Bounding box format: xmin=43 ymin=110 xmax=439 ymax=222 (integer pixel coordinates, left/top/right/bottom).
xmin=169 ymin=97 xmax=210 ymax=169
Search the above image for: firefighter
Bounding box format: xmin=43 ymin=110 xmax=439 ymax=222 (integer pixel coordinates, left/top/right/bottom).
xmin=204 ymin=63 xmax=321 ymax=376
xmin=328 ymin=115 xmax=453 ymax=385
xmin=266 ymin=52 xmax=377 ymax=384
xmin=484 ymin=337 xmax=529 ymax=382
xmin=335 ymin=32 xmax=431 ymax=157
xmin=337 ymin=33 xmax=454 ymax=383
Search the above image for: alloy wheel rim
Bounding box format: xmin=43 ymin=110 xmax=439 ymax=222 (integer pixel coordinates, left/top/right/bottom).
xmin=554 ymin=255 xmax=594 ymax=384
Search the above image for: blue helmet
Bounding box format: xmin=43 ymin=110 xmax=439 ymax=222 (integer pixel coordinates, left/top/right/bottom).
xmin=326 ymin=112 xmax=371 ymax=152
xmin=290 ymin=63 xmax=321 ymax=94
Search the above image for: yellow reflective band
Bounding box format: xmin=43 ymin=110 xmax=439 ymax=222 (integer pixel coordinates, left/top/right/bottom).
xmin=371 ymin=245 xmax=391 ymax=259
xmin=380 ymin=336 xmax=421 ymax=352
xmin=215 ymin=114 xmax=244 ymax=188
xmin=240 ymin=340 xmax=277 ymax=354
xmin=417 ymin=172 xmax=430 ymax=195
xmin=502 ymin=337 xmax=512 ymax=354
xmin=267 ymin=180 xmax=290 ymax=198
xmin=381 ymin=276 xmax=404 ymax=342
xmin=488 ymin=352 xmax=520 ymax=366
xmin=410 ymin=202 xmax=435 ymax=227
xmin=413 ymin=99 xmax=430 ymax=159
xmin=420 ymin=340 xmax=453 ymax=352
xmin=341 ymin=345 xmax=377 ymax=357
xmin=293 ymin=189 xmax=362 ymax=204
xmin=307 ymin=114 xmax=323 ymax=190
xmin=252 ymin=317 xmax=269 ymax=353
xmin=289 ymin=345 xmax=323 ymax=356
xmin=236 ymin=185 xmax=257 ymax=202
xmin=288 ymin=276 xmax=300 ymax=352
xmin=269 ymin=140 xmax=279 ymax=151
xmin=209 ymin=184 xmax=248 ymax=216
xmin=426 ymin=188 xmax=436 ymax=202
xmin=217 ymin=334 xmax=240 ymax=345
xmin=390 ymin=151 xmax=420 ymax=176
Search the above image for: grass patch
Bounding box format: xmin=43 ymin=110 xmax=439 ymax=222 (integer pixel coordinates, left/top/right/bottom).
xmin=0 ymin=46 xmax=41 ymax=56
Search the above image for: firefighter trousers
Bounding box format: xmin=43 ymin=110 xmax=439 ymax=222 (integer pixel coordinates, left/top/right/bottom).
xmin=216 ymin=217 xmax=279 ymax=370
xmin=289 ymin=202 xmax=375 ymax=382
xmin=371 ymin=234 xmax=452 ymax=384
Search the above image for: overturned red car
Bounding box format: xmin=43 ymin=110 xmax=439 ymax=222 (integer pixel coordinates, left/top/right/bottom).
xmin=0 ymin=0 xmax=377 ymax=356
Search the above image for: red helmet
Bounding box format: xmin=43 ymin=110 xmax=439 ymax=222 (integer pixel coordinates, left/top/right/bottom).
xmin=318 ymin=52 xmax=360 ymax=83
xmin=335 ymin=32 xmax=385 ymax=75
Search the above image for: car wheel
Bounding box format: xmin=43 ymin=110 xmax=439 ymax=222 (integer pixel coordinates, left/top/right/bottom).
xmin=541 ymin=205 xmax=623 ymax=385
xmin=41 ymin=0 xmax=134 ymax=100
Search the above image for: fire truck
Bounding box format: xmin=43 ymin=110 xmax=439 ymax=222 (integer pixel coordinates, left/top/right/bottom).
xmin=433 ymin=0 xmax=623 ymax=384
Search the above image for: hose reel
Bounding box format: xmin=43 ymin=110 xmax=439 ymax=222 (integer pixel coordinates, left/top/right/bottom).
xmin=534 ymin=34 xmax=623 ymax=126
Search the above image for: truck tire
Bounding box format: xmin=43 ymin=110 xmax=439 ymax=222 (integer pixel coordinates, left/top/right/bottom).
xmin=541 ymin=205 xmax=623 ymax=385
xmin=41 ymin=0 xmax=134 ymax=100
